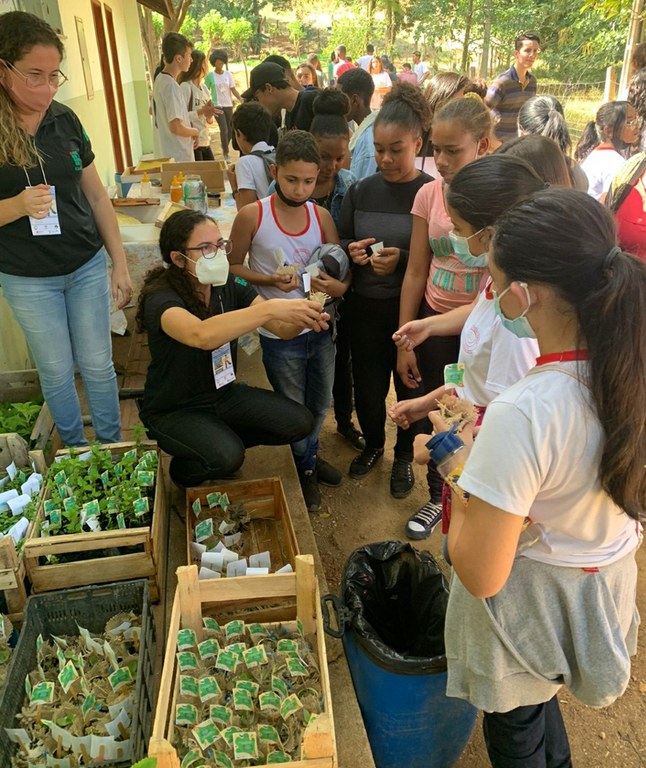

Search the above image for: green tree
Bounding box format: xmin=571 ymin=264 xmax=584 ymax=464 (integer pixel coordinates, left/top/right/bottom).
xmin=288 ymin=20 xmax=309 ymax=58
xmin=223 ymin=18 xmax=254 ymax=81
xmin=199 ymin=9 xmax=227 ymax=50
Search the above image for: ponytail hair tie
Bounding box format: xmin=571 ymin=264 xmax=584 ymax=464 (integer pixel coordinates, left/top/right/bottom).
xmin=602 ymin=244 xmax=621 ymax=271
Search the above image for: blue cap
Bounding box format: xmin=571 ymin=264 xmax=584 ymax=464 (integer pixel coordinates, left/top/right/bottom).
xmin=426 ymin=424 xmax=464 ymax=465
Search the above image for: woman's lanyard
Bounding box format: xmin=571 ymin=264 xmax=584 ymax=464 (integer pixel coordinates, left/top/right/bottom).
xmin=24 ymin=156 xmax=61 ymax=237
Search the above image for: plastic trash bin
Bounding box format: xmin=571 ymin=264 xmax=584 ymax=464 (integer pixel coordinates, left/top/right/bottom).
xmin=323 ymin=541 xmax=476 ymax=768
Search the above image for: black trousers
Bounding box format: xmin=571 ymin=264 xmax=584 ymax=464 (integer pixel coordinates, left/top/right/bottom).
xmin=194 ymin=145 xmax=214 ymax=161
xmin=215 ymin=106 xmax=234 ymax=156
xmin=348 ymin=292 xmax=426 ymax=461
xmin=483 ymin=697 xmax=572 ymax=768
xmin=332 ymin=298 xmax=354 ymax=429
xmin=143 ymin=383 xmax=313 ymax=487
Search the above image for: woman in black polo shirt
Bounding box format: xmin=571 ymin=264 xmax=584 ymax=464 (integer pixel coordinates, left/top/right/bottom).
xmin=0 ymin=12 xmax=132 ymax=446
xmin=136 ymin=209 xmax=327 ymax=487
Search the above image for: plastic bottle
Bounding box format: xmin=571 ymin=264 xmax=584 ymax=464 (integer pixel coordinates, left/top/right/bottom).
xmin=177 ymin=171 xmax=185 ymax=183
xmin=426 ymin=424 xmax=468 ymax=480
xmin=183 ymin=174 xmax=207 ymax=214
xmin=140 ymin=171 xmax=151 ymax=198
xmin=170 ymin=176 xmax=183 ymax=203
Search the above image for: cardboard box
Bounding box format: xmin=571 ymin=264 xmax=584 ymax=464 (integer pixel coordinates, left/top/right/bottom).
xmin=161 ymin=160 xmax=227 ymax=193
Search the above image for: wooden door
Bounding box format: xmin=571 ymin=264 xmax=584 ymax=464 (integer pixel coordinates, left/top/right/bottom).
xmin=104 ymin=5 xmax=133 ymax=168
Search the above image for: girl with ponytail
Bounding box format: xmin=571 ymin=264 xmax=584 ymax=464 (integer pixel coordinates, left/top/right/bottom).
xmin=430 ymin=188 xmax=644 ymax=766
xmin=574 ymin=101 xmax=640 ymax=200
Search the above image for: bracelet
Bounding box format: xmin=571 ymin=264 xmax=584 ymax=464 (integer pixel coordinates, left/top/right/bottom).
xmin=231 ymin=189 xmax=239 ymax=197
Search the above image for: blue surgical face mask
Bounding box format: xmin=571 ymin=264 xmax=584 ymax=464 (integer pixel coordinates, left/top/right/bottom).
xmin=449 ymin=229 xmax=488 ymax=268
xmin=493 ymin=281 xmax=536 ymax=338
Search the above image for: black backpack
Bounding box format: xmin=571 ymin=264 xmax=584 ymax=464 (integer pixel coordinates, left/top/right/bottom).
xmin=249 ymin=149 xmax=276 ymax=185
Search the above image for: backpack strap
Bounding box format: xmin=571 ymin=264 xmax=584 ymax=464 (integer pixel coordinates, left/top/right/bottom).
xmin=249 ymin=149 xmax=276 ymax=185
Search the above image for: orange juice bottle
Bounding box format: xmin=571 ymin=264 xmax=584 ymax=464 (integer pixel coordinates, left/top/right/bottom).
xmin=170 ymin=176 xmax=183 ymax=203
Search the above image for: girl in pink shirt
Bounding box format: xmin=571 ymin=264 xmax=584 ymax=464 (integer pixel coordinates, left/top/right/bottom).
xmin=397 ymin=96 xmax=492 ymax=538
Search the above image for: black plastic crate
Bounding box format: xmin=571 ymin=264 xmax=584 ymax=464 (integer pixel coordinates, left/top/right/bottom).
xmin=0 ymin=579 xmax=154 ymax=766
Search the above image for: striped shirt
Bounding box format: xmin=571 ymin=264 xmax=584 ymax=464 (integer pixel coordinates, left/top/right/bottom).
xmin=485 ymin=65 xmax=537 ymax=143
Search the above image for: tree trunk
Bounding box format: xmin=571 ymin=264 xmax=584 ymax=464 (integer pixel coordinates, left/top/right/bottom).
xmin=461 ymin=0 xmax=474 ymax=74
xmin=366 ymin=0 xmax=376 ymax=45
xmin=138 ymin=5 xmax=158 ymax=88
xmin=479 ymin=0 xmax=492 ymax=78
xmin=163 ymin=0 xmax=193 ymax=32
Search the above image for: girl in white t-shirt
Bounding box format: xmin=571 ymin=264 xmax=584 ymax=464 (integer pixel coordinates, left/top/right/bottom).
xmin=391 ymin=155 xmax=544 ymax=539
xmin=368 ymin=56 xmax=392 ymax=110
xmin=415 ymin=188 xmax=644 ymax=766
xmin=574 ymin=100 xmax=640 ymax=201
xmin=178 ymin=50 xmax=216 ymax=161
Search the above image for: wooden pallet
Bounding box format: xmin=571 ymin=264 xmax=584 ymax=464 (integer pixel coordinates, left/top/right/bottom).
xmin=0 ymin=434 xmax=47 ymax=625
xmin=186 ymin=477 xmax=299 ymax=575
xmin=23 ymin=441 xmax=168 ymax=602
xmin=149 ymin=556 xmax=337 ymax=768
xmin=120 ymin=331 xmax=151 ymax=396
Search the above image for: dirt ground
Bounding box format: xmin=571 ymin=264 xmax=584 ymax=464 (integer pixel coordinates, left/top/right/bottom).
xmin=311 ymin=395 xmax=646 ymax=767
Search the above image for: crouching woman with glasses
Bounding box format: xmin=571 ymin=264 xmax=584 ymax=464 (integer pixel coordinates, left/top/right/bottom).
xmin=136 ymin=209 xmax=330 ymax=487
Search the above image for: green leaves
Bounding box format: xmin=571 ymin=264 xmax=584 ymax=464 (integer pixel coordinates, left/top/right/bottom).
xmin=0 ymin=400 xmax=42 ymax=442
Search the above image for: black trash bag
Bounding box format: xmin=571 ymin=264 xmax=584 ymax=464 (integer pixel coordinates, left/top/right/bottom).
xmin=338 ymin=541 xmax=450 ymax=674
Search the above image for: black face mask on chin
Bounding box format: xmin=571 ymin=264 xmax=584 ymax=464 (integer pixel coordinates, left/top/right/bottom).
xmin=275 ymin=181 xmax=307 ymax=207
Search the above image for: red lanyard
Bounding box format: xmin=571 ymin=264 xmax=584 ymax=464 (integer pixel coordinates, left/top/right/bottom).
xmin=535 ymin=350 xmax=590 ymax=366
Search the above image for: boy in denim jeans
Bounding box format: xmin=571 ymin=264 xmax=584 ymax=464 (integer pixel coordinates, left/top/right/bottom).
xmin=228 ymin=131 xmax=349 ymax=511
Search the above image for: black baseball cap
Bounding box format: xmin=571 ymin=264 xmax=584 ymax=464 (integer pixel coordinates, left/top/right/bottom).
xmin=241 ymin=62 xmax=289 ymax=100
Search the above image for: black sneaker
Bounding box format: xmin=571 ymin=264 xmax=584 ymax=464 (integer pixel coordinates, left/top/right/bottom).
xmin=337 ymin=423 xmax=366 ymax=451
xmin=316 ymin=457 xmax=343 ymax=487
xmin=405 ymin=500 xmax=442 ymax=540
xmin=349 ymin=447 xmax=384 ymax=479
xmin=299 ymin=468 xmax=321 ymax=513
xmin=390 ymin=458 xmax=415 ymax=499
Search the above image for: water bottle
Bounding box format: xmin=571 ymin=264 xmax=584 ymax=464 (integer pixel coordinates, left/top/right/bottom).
xmin=426 ymin=424 xmax=467 ymax=480
xmin=183 ymin=174 xmax=207 ymax=214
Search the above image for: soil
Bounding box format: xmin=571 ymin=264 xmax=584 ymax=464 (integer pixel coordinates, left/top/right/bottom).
xmin=311 ymin=396 xmax=646 ymax=767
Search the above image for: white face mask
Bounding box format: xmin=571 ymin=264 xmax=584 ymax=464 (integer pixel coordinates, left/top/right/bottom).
xmin=183 ymin=250 xmax=230 ymax=286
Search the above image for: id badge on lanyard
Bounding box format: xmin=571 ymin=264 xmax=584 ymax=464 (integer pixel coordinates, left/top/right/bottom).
xmin=211 ymin=342 xmax=235 ymax=389
xmin=24 ymin=159 xmax=61 ymax=237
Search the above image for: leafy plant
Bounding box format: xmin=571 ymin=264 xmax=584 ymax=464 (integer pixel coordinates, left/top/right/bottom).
xmin=38 ymin=444 xmax=158 ymax=539
xmin=0 ymin=400 xmax=42 ymax=442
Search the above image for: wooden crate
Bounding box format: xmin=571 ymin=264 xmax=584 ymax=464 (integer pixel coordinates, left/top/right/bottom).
xmin=149 ymin=556 xmax=337 ymax=768
xmin=0 ymin=434 xmax=47 ymax=625
xmin=23 ymin=442 xmax=168 ymax=602
xmin=160 ymin=160 xmax=227 ymax=193
xmin=186 ymin=477 xmax=299 ymax=575
xmin=0 ymin=369 xmax=60 ymax=461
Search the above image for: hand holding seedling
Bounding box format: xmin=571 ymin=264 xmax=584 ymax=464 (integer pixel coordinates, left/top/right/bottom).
xmin=370 ymin=246 xmax=399 ymax=276
xmin=311 ymin=271 xmax=345 ymax=298
xmin=348 ymin=238 xmax=375 ymax=266
xmin=271 ymin=272 xmax=298 ymax=292
xmin=268 ymin=298 xmax=327 ymax=330
xmin=20 ymin=184 xmax=52 ymax=219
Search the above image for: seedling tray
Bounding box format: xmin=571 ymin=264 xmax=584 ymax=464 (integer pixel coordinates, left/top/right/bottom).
xmin=0 ymin=579 xmax=154 ymax=766
xmin=186 ymin=477 xmax=298 ymax=578
xmin=24 ymin=442 xmax=167 ymax=601
xmin=149 ymin=557 xmax=337 ymax=768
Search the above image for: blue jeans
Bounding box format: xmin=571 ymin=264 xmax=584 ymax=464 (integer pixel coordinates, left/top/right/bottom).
xmin=0 ymin=249 xmax=121 ymax=446
xmin=260 ymin=330 xmax=335 ymax=472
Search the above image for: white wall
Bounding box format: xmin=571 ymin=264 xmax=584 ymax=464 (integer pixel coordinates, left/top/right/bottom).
xmin=55 ymin=0 xmax=151 ymax=184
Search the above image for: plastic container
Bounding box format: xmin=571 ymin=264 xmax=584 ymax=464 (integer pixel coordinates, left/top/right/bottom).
xmin=169 ymin=175 xmax=183 ymax=203
xmin=183 ymin=174 xmax=207 ymax=213
xmin=140 ymin=171 xmax=151 ymax=198
xmin=323 ymin=542 xmax=476 ymax=768
xmin=0 ymin=579 xmax=155 ymax=766
xmin=427 ymin=424 xmax=467 ymax=480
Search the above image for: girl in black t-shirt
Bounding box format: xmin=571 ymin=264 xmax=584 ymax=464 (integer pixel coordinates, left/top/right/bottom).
xmin=136 ymin=209 xmax=328 ymax=487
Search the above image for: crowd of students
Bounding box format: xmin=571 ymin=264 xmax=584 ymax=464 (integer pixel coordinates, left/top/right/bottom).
xmin=0 ymin=7 xmax=641 ymax=764
xmin=137 ymin=31 xmax=646 ymax=766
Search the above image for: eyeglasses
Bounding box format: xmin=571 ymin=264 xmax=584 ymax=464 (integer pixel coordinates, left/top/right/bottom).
xmin=185 ymin=241 xmax=232 ymax=258
xmin=4 ymin=60 xmax=68 ymax=88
